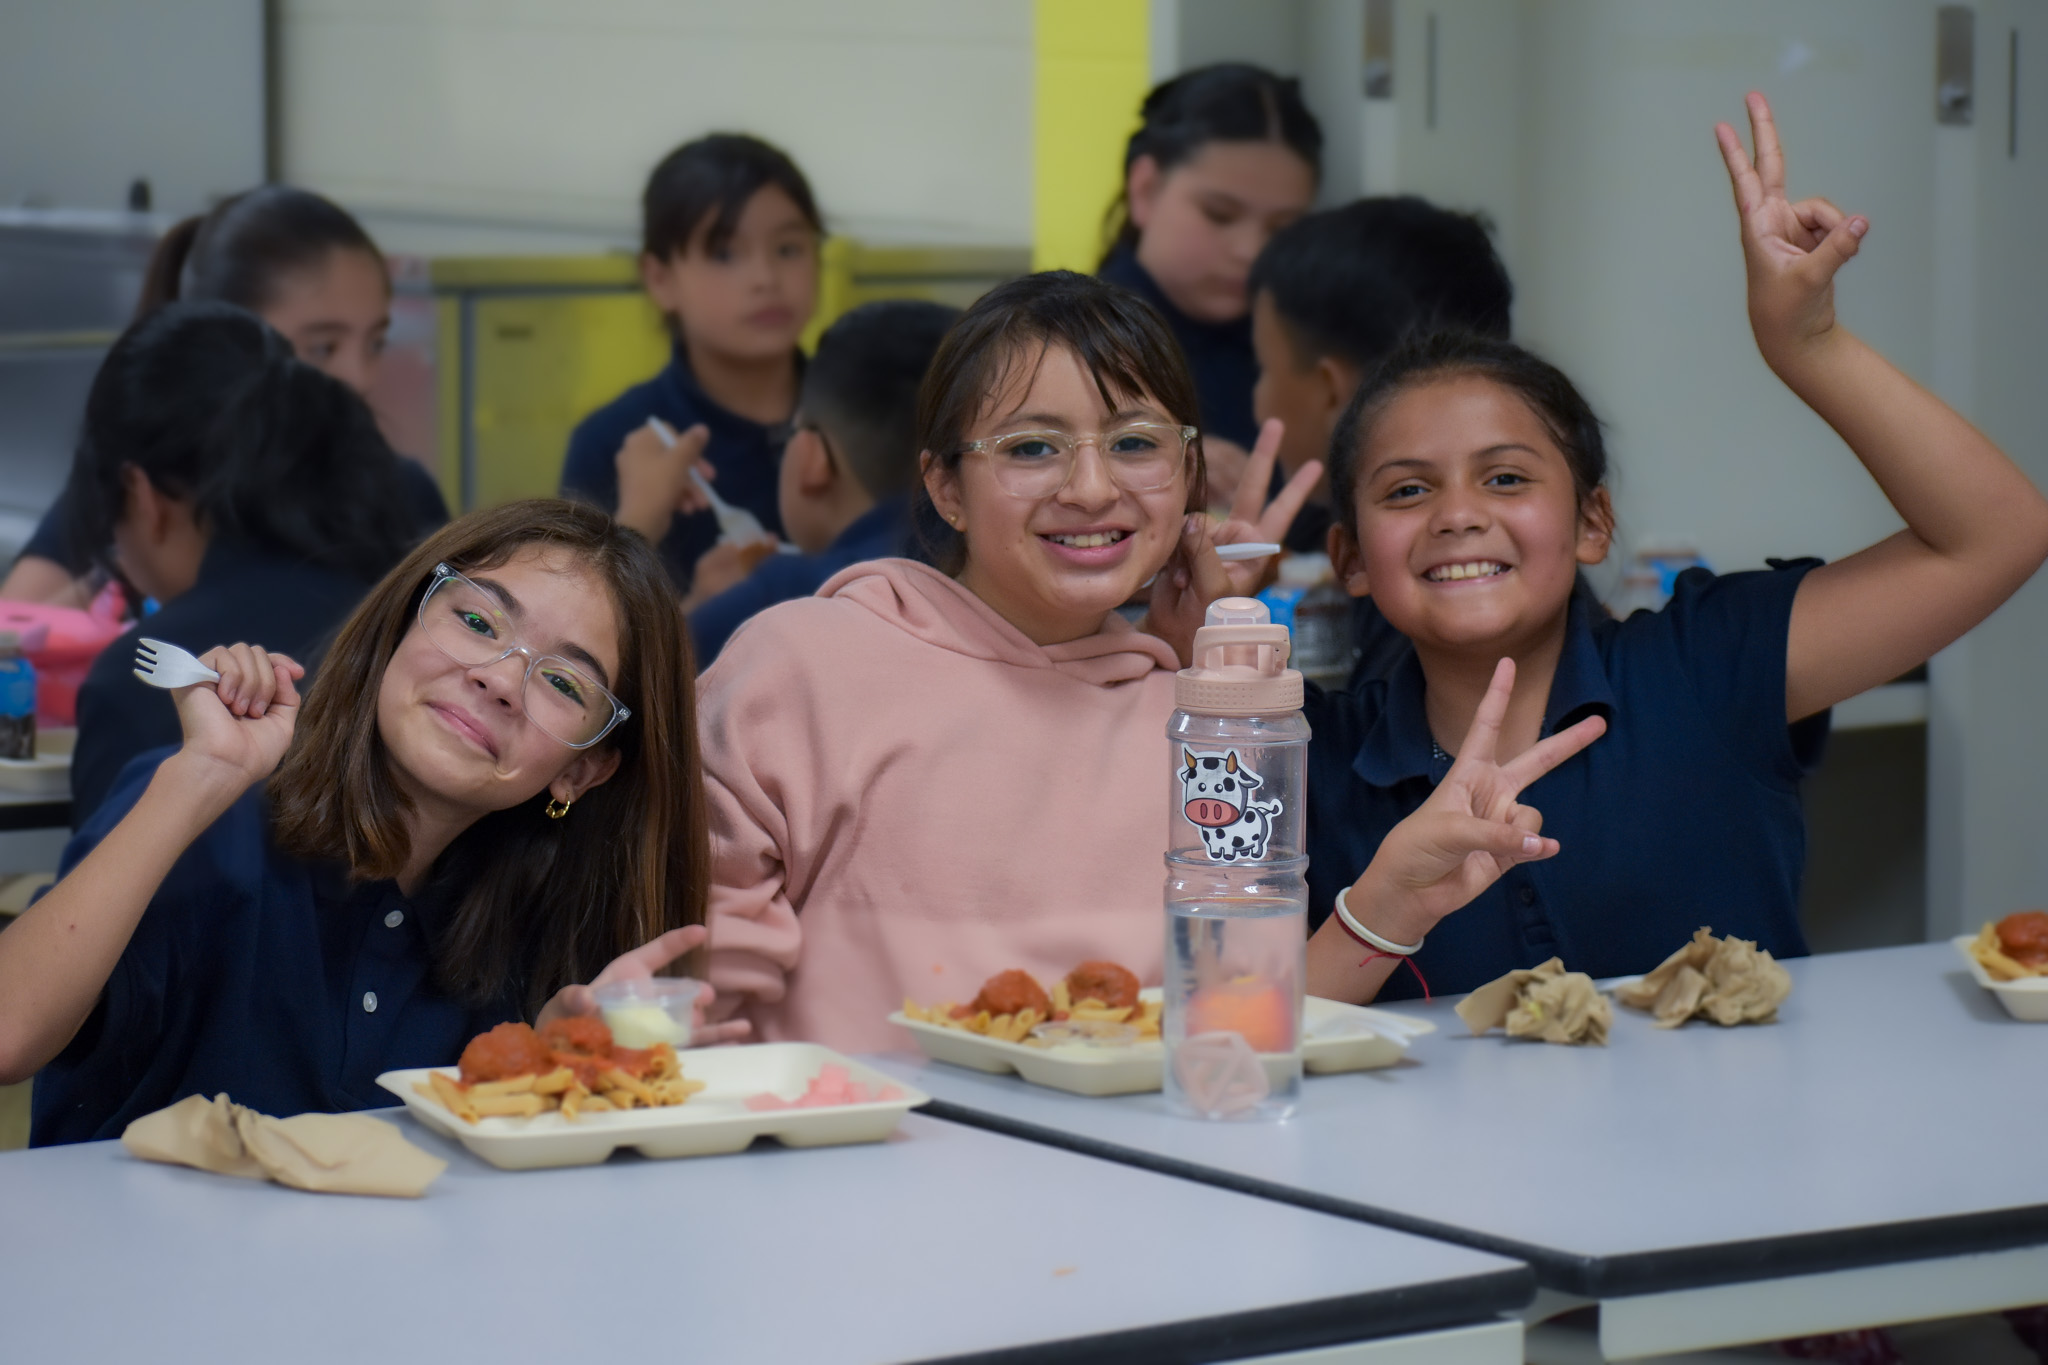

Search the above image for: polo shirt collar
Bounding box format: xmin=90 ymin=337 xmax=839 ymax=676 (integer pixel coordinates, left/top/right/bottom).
xmin=660 ymin=342 xmax=802 ymax=444
xmin=1350 ymin=586 xmax=1617 ymax=789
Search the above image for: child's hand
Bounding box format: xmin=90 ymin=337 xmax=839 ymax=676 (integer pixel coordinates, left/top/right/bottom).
xmin=165 ymin=643 xmax=303 ymax=800
xmin=615 ymin=420 xmax=712 ymax=543
xmin=537 ymin=925 xmax=753 ymax=1047
xmin=680 ymin=537 xmax=777 ymax=612
xmin=1716 ymin=91 xmax=1868 ymax=372
xmin=1143 ymin=419 xmax=1322 ymax=663
xmin=1347 ymin=658 xmax=1604 ymax=946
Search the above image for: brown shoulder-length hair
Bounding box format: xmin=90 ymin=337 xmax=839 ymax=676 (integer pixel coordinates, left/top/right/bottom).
xmin=269 ymin=499 xmax=707 ymax=1015
xmin=912 ymin=269 xmax=1208 ymax=574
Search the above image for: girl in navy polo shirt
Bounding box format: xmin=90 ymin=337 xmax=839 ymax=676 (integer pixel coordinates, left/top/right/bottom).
xmin=1303 ymin=94 xmax=2048 ymax=1004
xmin=1097 ymin=65 xmax=1320 ymax=503
xmin=560 ymin=134 xmax=822 ymax=600
xmin=1 ymin=500 xmax=741 ymax=1145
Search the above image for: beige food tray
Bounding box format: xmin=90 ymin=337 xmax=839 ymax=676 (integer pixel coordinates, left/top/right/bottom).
xmin=378 ymin=1041 xmax=927 ymax=1170
xmin=1951 ymin=935 xmax=2048 ymax=1022
xmin=889 ymin=993 xmax=1433 ymax=1097
xmin=0 ymin=727 xmax=72 ymax=797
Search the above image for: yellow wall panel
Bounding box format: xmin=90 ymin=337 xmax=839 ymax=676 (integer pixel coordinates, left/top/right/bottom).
xmin=1032 ymin=0 xmax=1150 ymax=273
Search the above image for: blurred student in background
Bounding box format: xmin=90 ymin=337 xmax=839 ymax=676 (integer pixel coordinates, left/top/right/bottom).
xmin=64 ymin=304 xmax=419 ymax=825
xmin=1097 ymin=64 xmax=1321 ymax=504
xmin=560 ymin=134 xmax=821 ymax=598
xmin=0 ymin=185 xmax=447 ymax=607
xmin=1248 ymin=197 xmax=1514 ymax=683
xmin=687 ymin=299 xmax=959 ymax=667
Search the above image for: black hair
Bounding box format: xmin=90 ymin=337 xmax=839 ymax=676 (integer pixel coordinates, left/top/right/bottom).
xmin=1101 ymin=63 xmax=1323 ymax=266
xmin=1328 ymin=331 xmax=1608 ymax=536
xmin=137 ymin=185 xmax=384 ymax=318
xmin=641 ymin=133 xmax=823 ymax=260
xmin=801 ymin=300 xmax=961 ymax=501
xmin=1250 ymin=196 xmax=1512 ymax=369
xmin=912 ymin=271 xmax=1206 ymax=573
xmin=65 ymin=302 xmax=420 ymax=583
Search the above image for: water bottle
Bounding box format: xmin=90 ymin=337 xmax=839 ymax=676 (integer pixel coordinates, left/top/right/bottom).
xmin=1163 ymin=597 xmax=1309 ymax=1121
xmin=0 ymin=630 xmax=36 ymax=761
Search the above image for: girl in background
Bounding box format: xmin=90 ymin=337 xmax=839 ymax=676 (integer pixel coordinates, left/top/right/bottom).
xmin=1303 ymin=95 xmax=2048 ymax=1005
xmin=1098 ymin=64 xmax=1321 ymax=502
xmin=3 ymin=501 xmax=731 ymax=1145
xmin=63 ymin=304 xmax=419 ymax=824
xmin=699 ymin=271 xmax=1597 ymax=1052
xmin=0 ymin=185 xmax=447 ymax=606
xmin=560 ymin=134 xmax=822 ymax=599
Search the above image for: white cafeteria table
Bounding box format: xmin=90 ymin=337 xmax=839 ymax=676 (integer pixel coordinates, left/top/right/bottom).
xmin=0 ymin=1109 xmax=1535 ymax=1365
xmin=869 ymin=942 xmax=2048 ymax=1360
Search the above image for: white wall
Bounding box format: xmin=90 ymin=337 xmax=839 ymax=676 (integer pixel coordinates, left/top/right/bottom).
xmin=278 ymin=0 xmax=1032 ymax=249
xmin=0 ymin=0 xmax=264 ymax=215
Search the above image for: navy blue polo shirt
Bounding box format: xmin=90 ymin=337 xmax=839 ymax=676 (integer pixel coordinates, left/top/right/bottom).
xmin=559 ymin=344 xmax=791 ymax=594
xmin=1099 ymin=247 xmax=1258 ymax=450
xmin=687 ymin=495 xmax=910 ymax=668
xmin=30 ymin=751 xmax=521 ymax=1146
xmin=1305 ymin=561 xmax=1831 ymax=1001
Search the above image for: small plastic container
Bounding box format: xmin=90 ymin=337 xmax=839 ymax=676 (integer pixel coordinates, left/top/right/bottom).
xmin=592 ymin=979 xmax=704 ymax=1049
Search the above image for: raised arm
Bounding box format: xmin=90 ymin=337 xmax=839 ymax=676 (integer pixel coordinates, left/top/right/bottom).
xmin=1717 ymin=93 xmax=2048 ymax=721
xmin=0 ymin=645 xmax=301 ymax=1083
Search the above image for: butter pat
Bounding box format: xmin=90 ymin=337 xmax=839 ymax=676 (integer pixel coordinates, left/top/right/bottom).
xmin=603 ymin=1002 xmax=691 ymax=1049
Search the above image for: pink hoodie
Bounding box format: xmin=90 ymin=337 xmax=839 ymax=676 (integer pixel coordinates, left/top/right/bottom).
xmin=699 ymin=559 xmax=1181 ymax=1052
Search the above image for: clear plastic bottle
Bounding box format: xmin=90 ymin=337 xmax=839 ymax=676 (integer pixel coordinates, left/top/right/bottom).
xmin=1163 ymin=597 xmax=1309 ymax=1121
xmin=0 ymin=629 xmax=36 ymax=761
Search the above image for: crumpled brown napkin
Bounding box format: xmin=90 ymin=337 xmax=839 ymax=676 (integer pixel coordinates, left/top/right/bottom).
xmin=122 ymin=1093 xmax=446 ymax=1197
xmin=1455 ymin=957 xmax=1612 ymax=1045
xmin=1613 ymin=926 xmax=1792 ymax=1027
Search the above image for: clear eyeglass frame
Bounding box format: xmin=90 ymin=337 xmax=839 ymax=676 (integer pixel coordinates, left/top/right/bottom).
xmin=417 ymin=563 xmax=631 ymax=750
xmin=955 ymin=422 xmax=1199 ymax=499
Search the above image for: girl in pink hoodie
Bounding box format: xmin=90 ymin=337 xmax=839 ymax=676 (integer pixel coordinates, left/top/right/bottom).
xmin=699 ymin=271 xmax=1599 ymax=1051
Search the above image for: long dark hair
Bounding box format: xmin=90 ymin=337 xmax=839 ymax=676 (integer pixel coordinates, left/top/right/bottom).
xmin=65 ymin=301 xmax=416 ymax=582
xmin=137 ymin=184 xmax=385 ymax=318
xmin=269 ymin=500 xmax=708 ymax=1014
xmin=1328 ymin=330 xmax=1609 ymax=536
xmin=912 ymin=271 xmax=1207 ymax=573
xmin=1101 ymin=63 xmax=1323 ymax=267
xmin=642 ymin=133 xmax=822 ymax=260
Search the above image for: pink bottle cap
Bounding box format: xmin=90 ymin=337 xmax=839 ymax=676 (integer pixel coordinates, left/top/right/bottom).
xmin=1174 ymin=597 xmax=1303 ymax=716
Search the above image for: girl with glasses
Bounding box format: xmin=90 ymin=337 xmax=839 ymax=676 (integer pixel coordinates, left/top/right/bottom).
xmin=3 ymin=501 xmax=738 ymax=1145
xmin=698 ymin=270 xmax=1598 ymax=1052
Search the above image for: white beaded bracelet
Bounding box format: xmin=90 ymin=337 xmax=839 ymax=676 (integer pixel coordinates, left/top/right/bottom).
xmin=1333 ymin=886 xmax=1425 ymax=957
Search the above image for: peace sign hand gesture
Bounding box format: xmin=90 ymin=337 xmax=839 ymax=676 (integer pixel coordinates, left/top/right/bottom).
xmin=1346 ymin=658 xmax=1606 ymax=948
xmin=1145 ymin=417 xmax=1323 ymax=664
xmin=1715 ymin=91 xmax=1868 ymax=371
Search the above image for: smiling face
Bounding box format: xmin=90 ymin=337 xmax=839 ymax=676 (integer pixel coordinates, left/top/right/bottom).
xmin=925 ymin=343 xmax=1192 ymax=646
xmin=375 ymin=545 xmax=624 ymax=821
xmin=644 ymin=184 xmax=820 ymax=364
xmin=1338 ymin=374 xmax=1613 ymax=656
xmin=1129 ymin=142 xmax=1315 ymax=324
xmin=259 ymin=246 xmax=391 ymax=397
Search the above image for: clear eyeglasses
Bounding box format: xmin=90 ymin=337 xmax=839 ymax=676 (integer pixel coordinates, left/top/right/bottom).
xmin=956 ymin=421 xmax=1197 ymax=500
xmin=417 ymin=563 xmax=631 ymax=749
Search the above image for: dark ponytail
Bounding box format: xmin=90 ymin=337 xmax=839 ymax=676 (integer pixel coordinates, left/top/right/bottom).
xmin=67 ymin=302 xmax=417 ymax=583
xmin=1100 ymin=63 xmax=1324 ymax=267
xmin=133 ymin=185 xmax=384 ymax=320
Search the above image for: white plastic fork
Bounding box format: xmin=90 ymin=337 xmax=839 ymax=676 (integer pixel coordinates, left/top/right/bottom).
xmin=132 ymin=637 xmax=220 ymax=690
xmin=645 ymin=417 xmax=774 ymax=547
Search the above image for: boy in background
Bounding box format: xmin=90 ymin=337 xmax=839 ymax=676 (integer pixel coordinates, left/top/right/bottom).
xmin=1248 ymin=197 xmax=1513 ymax=684
xmin=687 ymin=298 xmax=958 ymax=666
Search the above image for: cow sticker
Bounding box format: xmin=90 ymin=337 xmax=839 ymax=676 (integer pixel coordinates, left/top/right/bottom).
xmin=1180 ymin=749 xmax=1283 ymax=863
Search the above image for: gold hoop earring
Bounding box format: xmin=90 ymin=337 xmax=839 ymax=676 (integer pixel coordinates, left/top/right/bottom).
xmin=544 ymin=797 xmax=572 ymax=820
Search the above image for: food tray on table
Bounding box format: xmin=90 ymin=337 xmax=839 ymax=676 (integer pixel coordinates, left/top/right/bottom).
xmin=0 ymin=727 xmax=72 ymax=796
xmin=1951 ymin=935 xmax=2048 ymax=1022
xmin=378 ymin=1042 xmax=927 ymax=1170
xmin=889 ymin=991 xmax=1434 ymax=1097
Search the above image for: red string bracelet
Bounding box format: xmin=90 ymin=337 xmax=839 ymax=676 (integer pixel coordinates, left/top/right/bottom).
xmin=1332 ymin=912 xmax=1432 ymax=1000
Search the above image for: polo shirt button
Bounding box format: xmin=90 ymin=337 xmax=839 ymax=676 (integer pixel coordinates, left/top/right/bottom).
xmin=362 ymin=991 xmax=379 ymax=1013
xmin=1518 ymin=886 xmax=1538 ymax=905
xmin=384 ymin=909 xmax=405 ymax=929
